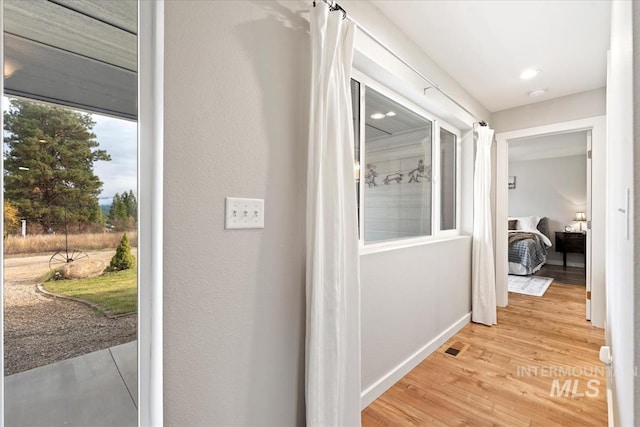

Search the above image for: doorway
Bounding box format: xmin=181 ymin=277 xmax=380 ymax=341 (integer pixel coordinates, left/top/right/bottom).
xmin=505 ymin=131 xmax=590 ymax=309
xmin=495 ymin=116 xmax=606 ymax=328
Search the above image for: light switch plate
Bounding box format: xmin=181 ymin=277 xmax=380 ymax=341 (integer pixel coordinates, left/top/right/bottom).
xmin=225 ymin=197 xmax=265 ymax=229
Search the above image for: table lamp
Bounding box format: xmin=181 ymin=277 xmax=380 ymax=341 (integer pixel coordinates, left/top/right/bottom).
xmin=574 ymin=212 xmax=587 ymax=232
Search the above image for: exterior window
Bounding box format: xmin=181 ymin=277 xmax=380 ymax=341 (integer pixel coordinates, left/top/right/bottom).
xmin=440 ymin=128 xmax=457 ymax=230
xmin=362 ymin=87 xmax=433 ymax=243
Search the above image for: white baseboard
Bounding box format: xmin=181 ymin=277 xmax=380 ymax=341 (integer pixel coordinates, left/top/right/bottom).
xmin=360 ymin=312 xmax=471 ymax=409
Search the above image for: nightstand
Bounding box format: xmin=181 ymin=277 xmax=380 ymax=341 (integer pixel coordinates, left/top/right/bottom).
xmin=555 ymin=231 xmax=586 ymax=268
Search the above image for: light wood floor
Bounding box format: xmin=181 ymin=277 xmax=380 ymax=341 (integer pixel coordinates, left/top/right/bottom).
xmin=362 ymin=282 xmax=606 ymax=426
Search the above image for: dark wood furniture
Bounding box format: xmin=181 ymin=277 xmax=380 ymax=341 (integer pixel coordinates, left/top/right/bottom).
xmin=555 ymin=231 xmax=586 ymax=269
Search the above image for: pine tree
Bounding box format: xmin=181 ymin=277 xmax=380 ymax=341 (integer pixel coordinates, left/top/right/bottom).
xmin=109 ymin=233 xmax=136 ymax=271
xmin=108 ymin=193 xmax=130 ymax=230
xmin=4 ymin=99 xmax=111 ymax=232
xmin=125 ymin=190 xmax=137 ymax=220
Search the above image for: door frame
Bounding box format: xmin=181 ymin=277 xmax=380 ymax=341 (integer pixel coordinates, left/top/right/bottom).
xmin=138 ymin=1 xmax=165 ymax=425
xmin=0 ymin=1 xmax=165 ymax=425
xmin=495 ymin=116 xmax=606 ymax=328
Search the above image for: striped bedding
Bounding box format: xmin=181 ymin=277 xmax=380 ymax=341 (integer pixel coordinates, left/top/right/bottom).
xmin=508 ymin=231 xmax=548 ymax=276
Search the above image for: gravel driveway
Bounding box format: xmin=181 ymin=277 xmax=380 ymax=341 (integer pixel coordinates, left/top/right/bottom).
xmin=4 ymin=250 xmax=137 ymax=375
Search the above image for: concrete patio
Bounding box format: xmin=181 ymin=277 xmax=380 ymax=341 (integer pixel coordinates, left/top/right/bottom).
xmin=5 ymin=341 xmax=137 ymax=426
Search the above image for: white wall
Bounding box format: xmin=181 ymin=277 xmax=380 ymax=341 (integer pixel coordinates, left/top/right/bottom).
xmin=634 ymin=2 xmax=640 ymax=423
xmin=360 ymin=237 xmax=471 ymax=407
xmin=164 ymin=1 xmax=308 ymax=425
xmin=606 ymin=1 xmax=634 ymax=425
xmin=508 ymin=154 xmax=587 ymax=267
xmin=163 ymin=0 xmax=487 ymax=424
xmin=491 ymin=88 xmax=606 ymax=133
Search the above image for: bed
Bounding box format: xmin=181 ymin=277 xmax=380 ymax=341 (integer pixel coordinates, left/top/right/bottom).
xmin=508 ymin=216 xmax=553 ymax=276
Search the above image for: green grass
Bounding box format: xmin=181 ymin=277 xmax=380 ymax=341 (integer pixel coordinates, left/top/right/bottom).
xmin=43 ymin=269 xmax=137 ymax=316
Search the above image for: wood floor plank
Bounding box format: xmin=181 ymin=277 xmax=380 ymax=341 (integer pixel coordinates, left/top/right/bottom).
xmin=362 ymin=280 xmax=606 ymax=426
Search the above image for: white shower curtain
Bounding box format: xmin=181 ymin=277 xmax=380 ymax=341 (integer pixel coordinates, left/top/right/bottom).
xmin=472 ymin=126 xmax=497 ymax=326
xmin=306 ymin=5 xmax=361 ymax=427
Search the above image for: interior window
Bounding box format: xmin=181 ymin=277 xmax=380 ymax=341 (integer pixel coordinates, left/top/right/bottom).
xmin=351 ymin=78 xmax=361 ymax=236
xmin=362 ymin=87 xmax=433 ymax=243
xmin=440 ymin=127 xmax=457 ymax=230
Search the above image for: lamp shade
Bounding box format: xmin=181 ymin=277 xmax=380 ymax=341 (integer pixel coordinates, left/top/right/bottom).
xmin=574 ymin=212 xmax=587 ymax=221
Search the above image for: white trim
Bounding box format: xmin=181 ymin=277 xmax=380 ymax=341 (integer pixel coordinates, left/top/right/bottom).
xmin=586 ymin=130 xmax=593 ymax=320
xmin=360 ymin=312 xmax=471 ymax=409
xmin=138 ymin=1 xmax=164 ymax=426
xmin=438 ymin=123 xmax=462 ymax=232
xmin=0 ymin=0 xmax=6 ymax=422
xmin=360 ymin=235 xmax=470 ymax=256
xmin=495 ymin=116 xmax=606 ymax=329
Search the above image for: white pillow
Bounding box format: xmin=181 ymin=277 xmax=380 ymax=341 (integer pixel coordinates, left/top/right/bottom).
xmin=514 ymin=216 xmax=540 ymax=231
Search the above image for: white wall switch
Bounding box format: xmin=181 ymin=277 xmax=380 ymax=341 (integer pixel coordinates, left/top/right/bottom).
xmin=225 ymin=197 xmax=265 ymax=229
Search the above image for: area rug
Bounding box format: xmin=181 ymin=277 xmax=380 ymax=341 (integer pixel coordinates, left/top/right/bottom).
xmin=508 ymin=275 xmax=554 ymax=297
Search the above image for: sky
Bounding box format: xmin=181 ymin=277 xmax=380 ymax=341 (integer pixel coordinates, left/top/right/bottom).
xmin=91 ymin=113 xmax=137 ymax=204
xmin=3 ymin=97 xmax=138 ymax=205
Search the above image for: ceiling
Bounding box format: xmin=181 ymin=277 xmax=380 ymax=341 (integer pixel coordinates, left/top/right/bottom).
xmin=371 ymin=0 xmax=611 ymax=112
xmin=4 ymin=0 xmax=137 ymax=119
xmin=364 ymin=85 xmax=429 ymax=141
xmin=509 ymin=131 xmax=588 ymax=162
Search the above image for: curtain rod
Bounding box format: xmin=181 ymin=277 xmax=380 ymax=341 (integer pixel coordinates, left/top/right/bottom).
xmin=313 ymin=0 xmax=487 ymax=126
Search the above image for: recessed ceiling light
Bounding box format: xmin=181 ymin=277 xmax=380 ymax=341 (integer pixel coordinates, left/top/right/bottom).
xmin=528 ymin=88 xmax=547 ymax=97
xmin=370 ymin=113 xmax=386 ymax=120
xmin=520 ymin=68 xmax=540 ymax=80
xmin=385 ymin=111 xmax=396 ymax=117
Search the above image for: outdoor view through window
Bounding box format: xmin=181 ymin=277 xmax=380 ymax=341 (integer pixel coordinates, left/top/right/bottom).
xmin=3 ymin=98 xmax=138 ymax=372
xmin=3 ymin=1 xmax=139 ymax=425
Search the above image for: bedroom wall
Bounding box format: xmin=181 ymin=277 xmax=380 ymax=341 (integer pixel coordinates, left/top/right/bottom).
xmin=508 ymin=154 xmax=587 ymax=267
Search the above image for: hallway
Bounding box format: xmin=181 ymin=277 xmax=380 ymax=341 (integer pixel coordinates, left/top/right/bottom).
xmin=362 ymin=283 xmax=606 ymax=426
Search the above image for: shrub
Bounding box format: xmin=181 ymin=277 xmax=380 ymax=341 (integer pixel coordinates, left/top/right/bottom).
xmin=108 ymin=233 xmax=136 ymax=271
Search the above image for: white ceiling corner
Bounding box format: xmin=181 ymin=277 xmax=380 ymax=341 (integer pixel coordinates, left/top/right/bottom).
xmin=370 ymin=0 xmax=611 ymax=112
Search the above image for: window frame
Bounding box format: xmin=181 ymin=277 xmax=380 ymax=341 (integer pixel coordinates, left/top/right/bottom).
xmin=352 ymin=70 xmax=461 ymax=254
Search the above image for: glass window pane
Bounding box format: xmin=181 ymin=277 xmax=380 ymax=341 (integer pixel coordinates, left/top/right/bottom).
xmin=440 ymin=128 xmax=457 ymax=230
xmin=351 ymin=79 xmax=361 ymax=236
xmin=4 ymin=1 xmax=138 ymax=424
xmin=364 ymin=87 xmax=432 ymax=243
